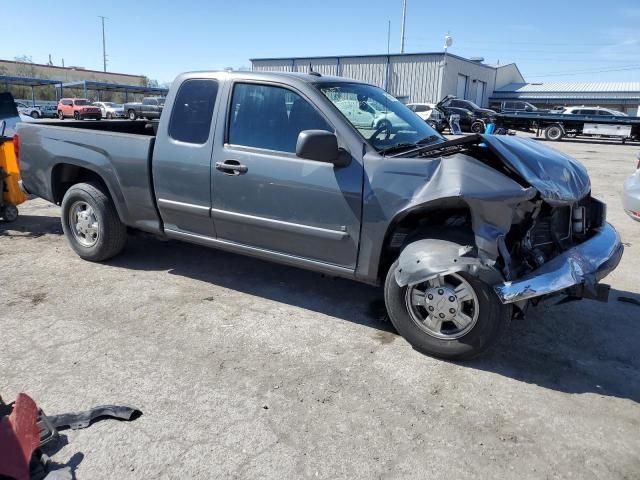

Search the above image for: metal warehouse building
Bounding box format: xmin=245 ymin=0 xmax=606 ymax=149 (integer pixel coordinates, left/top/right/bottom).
xmin=251 ymin=53 xmax=524 ymax=107
xmin=491 ymin=82 xmax=640 ymax=115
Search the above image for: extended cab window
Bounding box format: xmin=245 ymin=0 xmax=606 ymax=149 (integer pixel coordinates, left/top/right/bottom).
xmin=228 ymin=83 xmax=331 ymax=153
xmin=169 ymin=79 xmax=219 ymax=144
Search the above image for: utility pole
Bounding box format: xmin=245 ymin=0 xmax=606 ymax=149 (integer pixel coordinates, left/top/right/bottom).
xmin=99 ymin=16 xmax=107 ymax=72
xmin=400 ymin=0 xmax=407 ymax=54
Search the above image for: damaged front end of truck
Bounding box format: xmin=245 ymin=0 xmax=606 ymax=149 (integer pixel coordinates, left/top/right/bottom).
xmin=383 ymin=134 xmax=624 ymax=311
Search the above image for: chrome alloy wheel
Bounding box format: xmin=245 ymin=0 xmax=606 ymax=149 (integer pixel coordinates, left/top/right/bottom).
xmin=405 ymin=273 xmax=479 ymax=340
xmin=69 ymin=201 xmax=99 ymax=247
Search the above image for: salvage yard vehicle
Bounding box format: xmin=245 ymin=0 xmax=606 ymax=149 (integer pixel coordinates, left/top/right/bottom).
xmin=93 ymin=102 xmax=125 ymax=119
xmin=57 ymin=98 xmax=102 ymax=120
xmin=15 ymin=101 xmax=41 ymax=119
xmin=16 ymin=71 xmax=623 ymax=359
xmin=123 ymin=96 xmax=165 ymax=120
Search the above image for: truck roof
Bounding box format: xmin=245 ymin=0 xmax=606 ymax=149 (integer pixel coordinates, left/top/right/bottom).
xmin=179 ymin=70 xmax=369 ymax=86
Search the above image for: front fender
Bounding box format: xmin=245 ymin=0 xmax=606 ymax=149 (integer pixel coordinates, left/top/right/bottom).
xmin=395 ymin=238 xmax=504 ymax=287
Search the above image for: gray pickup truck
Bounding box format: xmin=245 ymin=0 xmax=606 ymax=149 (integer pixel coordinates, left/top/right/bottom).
xmin=16 ymin=71 xmax=623 ymax=359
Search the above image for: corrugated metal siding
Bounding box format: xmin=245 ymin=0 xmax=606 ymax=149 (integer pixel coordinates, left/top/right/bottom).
xmin=338 ymin=56 xmax=388 ymax=88
xmin=388 ymin=55 xmax=443 ymax=102
xmin=252 ymin=54 xmax=500 ymax=106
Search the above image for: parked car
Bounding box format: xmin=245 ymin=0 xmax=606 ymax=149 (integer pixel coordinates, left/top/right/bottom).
xmin=39 ymin=104 xmax=59 ymax=119
xmin=123 ymin=96 xmax=165 ymax=120
xmin=407 ymin=103 xmax=448 ymax=132
xmin=561 ymin=106 xmax=628 ymax=117
xmin=623 ymin=152 xmax=640 ymax=221
xmin=333 ymin=98 xmax=411 ymax=132
xmin=57 ymin=98 xmax=102 ymax=120
xmin=16 ymin=71 xmax=623 ymax=360
xmin=93 ymin=102 xmax=125 ymax=119
xmin=439 ymin=96 xmax=497 ymax=119
xmin=15 ymin=102 xmax=41 ymax=119
xmin=493 ymin=100 xmax=548 ymax=113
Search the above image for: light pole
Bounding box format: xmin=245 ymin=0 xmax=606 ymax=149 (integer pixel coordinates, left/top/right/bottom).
xmin=99 ymin=16 xmax=107 ymax=72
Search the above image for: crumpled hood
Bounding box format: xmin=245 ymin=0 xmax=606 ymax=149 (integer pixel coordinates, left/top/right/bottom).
xmin=481 ymin=134 xmax=590 ymax=205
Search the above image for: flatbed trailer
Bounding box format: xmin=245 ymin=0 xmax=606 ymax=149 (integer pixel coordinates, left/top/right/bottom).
xmin=495 ymin=111 xmax=640 ymax=143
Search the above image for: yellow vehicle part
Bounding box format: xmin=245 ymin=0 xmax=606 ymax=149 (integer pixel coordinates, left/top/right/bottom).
xmin=0 ymin=139 xmax=27 ymax=206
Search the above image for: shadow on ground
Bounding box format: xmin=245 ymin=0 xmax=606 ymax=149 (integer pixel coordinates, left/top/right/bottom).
xmin=105 ymin=235 xmax=640 ymax=403
xmin=0 ymin=215 xmax=63 ymax=237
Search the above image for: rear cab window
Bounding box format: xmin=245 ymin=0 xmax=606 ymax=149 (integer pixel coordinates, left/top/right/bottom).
xmin=169 ymin=79 xmax=219 ymax=144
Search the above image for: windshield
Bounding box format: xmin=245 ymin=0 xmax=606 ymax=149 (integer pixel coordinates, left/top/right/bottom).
xmin=74 ymin=99 xmax=90 ymax=106
xmin=102 ymin=102 xmax=115 ymax=107
xmin=319 ymin=83 xmax=443 ymax=152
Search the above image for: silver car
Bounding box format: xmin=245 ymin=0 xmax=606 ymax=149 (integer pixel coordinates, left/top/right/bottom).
xmin=623 ymin=153 xmax=640 ymax=221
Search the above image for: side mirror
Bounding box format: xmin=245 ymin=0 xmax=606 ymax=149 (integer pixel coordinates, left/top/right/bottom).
xmin=296 ymin=130 xmax=351 ymax=167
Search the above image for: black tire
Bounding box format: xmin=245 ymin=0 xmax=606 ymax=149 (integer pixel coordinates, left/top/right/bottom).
xmin=0 ymin=204 xmax=19 ymax=222
xmin=31 ymin=110 xmax=40 ymax=119
xmin=544 ymin=124 xmax=563 ymax=141
xmin=61 ymin=182 xmax=127 ymax=262
xmin=58 ymin=111 xmax=64 ymax=120
xmin=470 ymin=120 xmax=485 ymax=134
xmin=128 ymin=110 xmax=137 ymax=121
xmin=384 ymin=241 xmax=510 ymax=360
xmin=106 ymin=112 xmax=112 ymax=119
xmin=73 ymin=111 xmax=80 ymax=120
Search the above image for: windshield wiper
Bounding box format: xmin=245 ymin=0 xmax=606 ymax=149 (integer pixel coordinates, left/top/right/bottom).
xmin=378 ymin=135 xmax=442 ymax=156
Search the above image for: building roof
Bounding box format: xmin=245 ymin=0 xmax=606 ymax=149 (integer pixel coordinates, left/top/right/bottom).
xmin=251 ymin=52 xmax=496 ymax=70
xmin=495 ymin=82 xmax=640 ymax=93
xmin=0 ymin=58 xmax=143 ymax=79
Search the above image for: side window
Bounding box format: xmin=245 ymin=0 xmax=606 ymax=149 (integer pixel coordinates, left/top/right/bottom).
xmin=415 ymin=105 xmax=428 ymax=112
xmin=228 ymin=83 xmax=332 ymax=153
xmin=169 ymin=79 xmax=219 ymax=144
xmin=143 ymin=98 xmax=153 ymax=105
xmin=504 ymin=102 xmax=514 ymax=109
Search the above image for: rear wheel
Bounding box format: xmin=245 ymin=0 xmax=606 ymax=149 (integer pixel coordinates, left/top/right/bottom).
xmin=30 ymin=111 xmax=40 ymax=119
xmin=106 ymin=112 xmax=112 ymax=119
xmin=544 ymin=124 xmax=563 ymax=141
xmin=61 ymin=182 xmax=127 ymax=261
xmin=384 ymin=243 xmax=510 ymax=360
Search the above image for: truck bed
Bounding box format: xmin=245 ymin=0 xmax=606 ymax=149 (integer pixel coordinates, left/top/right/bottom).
xmin=18 ymin=122 xmax=162 ymax=234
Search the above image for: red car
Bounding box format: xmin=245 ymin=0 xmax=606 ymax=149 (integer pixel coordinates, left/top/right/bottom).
xmin=57 ymin=98 xmax=102 ymax=120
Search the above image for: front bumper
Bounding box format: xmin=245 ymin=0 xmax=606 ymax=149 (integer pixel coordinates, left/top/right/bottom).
xmin=494 ymin=223 xmax=623 ymax=303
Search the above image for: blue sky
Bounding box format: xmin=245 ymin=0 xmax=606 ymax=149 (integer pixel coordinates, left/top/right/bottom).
xmin=3 ymin=0 xmax=640 ymax=84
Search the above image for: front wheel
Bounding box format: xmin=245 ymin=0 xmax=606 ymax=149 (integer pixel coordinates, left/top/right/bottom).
xmin=58 ymin=111 xmax=64 ymax=120
xmin=384 ymin=259 xmax=510 ymax=360
xmin=128 ymin=110 xmax=137 ymax=121
xmin=470 ymin=120 xmax=485 ymax=134
xmin=73 ymin=111 xmax=80 ymax=120
xmin=31 ymin=111 xmax=40 ymax=119
xmin=61 ymin=182 xmax=127 ymax=261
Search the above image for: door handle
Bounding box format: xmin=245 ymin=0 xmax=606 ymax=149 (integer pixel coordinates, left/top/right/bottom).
xmin=215 ymin=161 xmax=248 ymax=175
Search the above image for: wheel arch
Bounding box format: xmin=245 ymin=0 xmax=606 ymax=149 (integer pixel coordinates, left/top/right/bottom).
xmin=50 ymin=163 xmax=128 ymax=223
xmin=376 ymin=197 xmax=475 ymax=283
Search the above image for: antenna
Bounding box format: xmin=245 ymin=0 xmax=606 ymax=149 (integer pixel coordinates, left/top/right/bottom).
xmin=400 ymin=0 xmax=407 ymax=54
xmin=387 ymin=20 xmax=391 ymax=55
xmin=443 ymin=32 xmax=453 ymax=53
xmin=99 ymin=16 xmax=108 ymax=72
